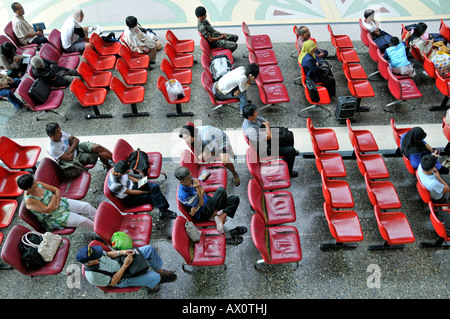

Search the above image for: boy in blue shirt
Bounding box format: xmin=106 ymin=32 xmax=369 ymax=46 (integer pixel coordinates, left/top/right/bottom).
xmin=384 ymin=36 xmax=415 ymax=77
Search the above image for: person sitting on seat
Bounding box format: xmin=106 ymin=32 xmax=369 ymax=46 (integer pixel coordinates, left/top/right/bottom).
xmin=0 ymin=41 xmax=27 ymax=78
xmin=362 ymin=8 xmax=392 ymax=52
xmin=179 ymin=122 xmax=240 ymax=186
xmin=30 ymin=56 xmax=81 ymax=87
xmin=175 ymin=166 xmax=245 ymax=244
xmin=46 ymin=122 xmax=113 ymax=173
xmin=108 ymin=160 xmax=177 ymax=220
xmin=384 ymin=36 xmax=415 ymax=77
xmin=296 ymin=26 xmax=328 ymax=61
xmin=0 ymin=73 xmax=29 ymax=110
xmin=417 ymin=154 xmax=450 ymax=204
xmin=242 ymin=103 xmax=299 ymax=178
xmin=11 ymin=2 xmax=49 ymax=46
xmin=407 ymin=22 xmax=436 ymax=56
xmin=196 ymin=6 xmax=238 ymax=53
xmin=60 ymin=9 xmax=92 ymax=53
xmin=76 ymin=244 xmax=176 ymax=294
xmin=213 ymin=63 xmax=259 ymax=112
xmin=122 ymin=16 xmax=157 ymax=65
xmin=17 ymin=174 xmax=96 ymax=231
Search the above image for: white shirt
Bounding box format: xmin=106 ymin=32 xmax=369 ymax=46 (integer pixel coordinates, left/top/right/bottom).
xmin=60 ymin=16 xmax=82 ymax=49
xmin=362 ymin=19 xmax=377 ymax=33
xmin=47 ymin=131 xmax=77 ymax=160
xmin=12 ymin=15 xmax=36 ymax=45
xmin=216 ymin=66 xmax=249 ymax=95
xmin=417 ymin=164 xmax=445 ymax=200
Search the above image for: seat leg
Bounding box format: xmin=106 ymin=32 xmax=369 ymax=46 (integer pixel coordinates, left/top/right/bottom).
xmin=368 ymin=241 xmax=405 ymax=251
xmin=35 ymin=110 xmax=68 ymax=121
xmin=383 ymin=100 xmax=415 ymax=113
xmin=367 ymin=70 xmax=380 ymax=80
xmin=166 ymin=103 xmax=194 ymax=117
xmin=298 ymin=104 xmax=331 ymax=117
xmin=122 ymin=104 xmax=149 ymax=118
xmin=86 ymin=105 xmax=112 ymax=119
xmin=420 ymin=237 xmax=449 ymax=248
xmin=320 ymin=241 xmax=358 ymax=250
xmin=207 ymin=103 xmax=239 ymax=117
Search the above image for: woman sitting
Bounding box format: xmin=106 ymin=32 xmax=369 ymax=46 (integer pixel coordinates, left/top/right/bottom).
xmin=17 ymin=174 xmax=97 ymax=231
xmin=298 ymin=39 xmax=336 ymax=99
xmin=0 ymin=41 xmax=27 ymax=78
xmin=122 ymin=16 xmax=157 ymax=66
xmin=401 ymin=127 xmax=449 ymax=174
xmin=408 ymin=22 xmax=436 ymax=56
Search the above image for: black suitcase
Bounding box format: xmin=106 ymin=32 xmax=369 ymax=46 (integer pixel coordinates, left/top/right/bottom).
xmin=335 ymin=96 xmax=357 ymax=123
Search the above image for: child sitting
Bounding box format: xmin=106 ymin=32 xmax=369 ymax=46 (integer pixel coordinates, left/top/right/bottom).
xmin=384 ymin=36 xmax=415 ymax=77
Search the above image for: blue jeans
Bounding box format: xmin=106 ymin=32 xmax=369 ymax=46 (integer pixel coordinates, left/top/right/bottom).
xmin=116 ymin=245 xmax=163 ymax=289
xmin=0 ymin=78 xmax=23 ymax=109
xmin=214 ymin=86 xmax=248 ymax=111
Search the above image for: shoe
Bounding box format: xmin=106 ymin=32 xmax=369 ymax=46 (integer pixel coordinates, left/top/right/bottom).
xmin=290 ymin=171 xmax=299 ymax=178
xmin=159 ymin=209 xmax=177 ymax=219
xmin=144 ymin=285 xmax=161 ymax=294
xmin=226 ymin=235 xmax=243 ymax=245
xmin=356 ymin=105 xmax=370 ymax=112
xmin=233 ymin=175 xmax=240 ymax=186
xmin=159 ymin=269 xmax=177 ymax=283
xmin=149 ymin=60 xmax=156 ymax=64
xmin=229 ymin=226 xmax=247 ymax=236
xmin=429 ymin=105 xmax=447 ymax=111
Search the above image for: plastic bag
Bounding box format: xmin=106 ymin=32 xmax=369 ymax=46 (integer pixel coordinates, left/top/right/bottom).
xmin=111 ymin=231 xmax=133 ymax=250
xmin=165 ymin=79 xmax=185 ymax=101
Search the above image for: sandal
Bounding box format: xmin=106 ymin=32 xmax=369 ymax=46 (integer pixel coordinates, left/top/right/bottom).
xmin=234 ymin=175 xmax=240 ymax=187
xmin=229 ymin=226 xmax=247 ymax=236
xmin=226 ymin=235 xmax=243 ymax=245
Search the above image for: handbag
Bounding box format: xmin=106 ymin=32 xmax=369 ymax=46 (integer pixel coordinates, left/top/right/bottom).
xmin=22 ymin=231 xmax=62 ymax=263
xmin=305 ymin=77 xmax=320 ymax=102
xmin=185 ymin=220 xmax=201 ymax=242
xmin=20 ymin=232 xmax=46 ymax=268
xmin=28 ymin=78 xmax=51 ymax=105
xmin=120 ymin=248 xmax=150 ymax=278
xmin=58 ymin=157 xmax=88 ymax=179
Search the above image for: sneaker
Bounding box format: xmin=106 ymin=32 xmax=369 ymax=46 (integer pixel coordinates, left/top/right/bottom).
xmin=289 ymin=171 xmax=299 ymax=178
xmin=144 ymin=285 xmax=161 ymax=294
xmin=159 ymin=209 xmax=177 ymax=219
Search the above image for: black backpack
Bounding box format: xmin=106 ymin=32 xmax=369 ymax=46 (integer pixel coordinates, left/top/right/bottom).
xmin=127 ymin=149 xmax=149 ymax=179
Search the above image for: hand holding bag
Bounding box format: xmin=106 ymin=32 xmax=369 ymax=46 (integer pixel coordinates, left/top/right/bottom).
xmin=120 ymin=248 xmax=150 ymax=278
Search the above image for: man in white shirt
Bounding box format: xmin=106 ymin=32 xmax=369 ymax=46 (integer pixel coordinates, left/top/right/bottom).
xmin=213 ymin=63 xmax=259 ymax=112
xmin=60 ymin=9 xmax=92 ymax=53
xmin=11 ymin=2 xmax=48 ymax=46
xmin=417 ymin=154 xmax=450 ymax=204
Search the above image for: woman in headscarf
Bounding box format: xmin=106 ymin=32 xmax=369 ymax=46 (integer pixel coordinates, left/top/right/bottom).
xmin=400 ymin=127 xmax=448 ymax=173
xmin=298 ymin=39 xmax=335 ymax=98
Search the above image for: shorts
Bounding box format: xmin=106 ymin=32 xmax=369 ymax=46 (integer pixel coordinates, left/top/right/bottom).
xmin=76 ymin=142 xmax=98 ymax=165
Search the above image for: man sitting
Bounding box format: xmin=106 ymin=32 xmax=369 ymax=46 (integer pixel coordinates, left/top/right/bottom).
xmin=30 ymin=56 xmax=81 ymax=87
xmin=384 ymin=37 xmax=415 ymax=77
xmin=108 ymin=160 xmax=176 ymax=220
xmin=11 ymin=2 xmax=48 ymax=46
xmin=417 ymin=154 xmax=450 ymax=204
xmin=296 ymin=26 xmax=328 ymax=61
xmin=46 ymin=122 xmax=113 ymax=173
xmin=60 ymin=9 xmax=92 ymax=53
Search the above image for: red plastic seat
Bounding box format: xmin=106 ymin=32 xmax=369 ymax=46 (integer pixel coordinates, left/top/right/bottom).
xmin=34 ymin=157 xmax=91 ymax=200
xmin=249 ymin=51 xmax=283 ymax=84
xmin=115 ymin=58 xmax=147 ymax=85
xmin=0 ymin=199 xmax=18 ymax=228
xmin=245 ymin=37 xmax=277 ymax=66
xmin=18 ymin=200 xmax=75 ymax=235
xmin=390 ymin=118 xmax=412 ymax=149
xmin=440 ymin=19 xmax=450 ymax=43
xmin=434 ymin=70 xmax=450 ymax=110
xmin=89 ymin=32 xmax=120 ymax=56
xmin=443 ymin=117 xmax=450 ymax=143
xmin=251 ymin=214 xmax=301 ymax=269
xmin=172 ymin=216 xmax=226 ymax=272
xmin=1 ymin=224 xmax=70 ymax=276
xmin=342 ymin=61 xmax=367 ymax=81
xmin=201 ymin=71 xmax=239 ymax=116
xmin=17 ymin=77 xmax=66 ymax=121
xmin=160 ymin=58 xmax=192 ymax=85
xmin=336 ymin=47 xmax=360 ymax=64
xmin=165 ymin=30 xmax=194 ymax=53
xmin=306 ymin=118 xmax=339 ymax=152
xmin=110 ymin=76 xmax=148 ymax=118
xmin=164 ymin=42 xmax=194 ymax=69
xmin=346 ymin=119 xmax=379 ymax=153
xmin=180 ymin=149 xmax=227 ymax=193
xmin=369 ymin=205 xmax=415 ymax=250
xmin=320 ymin=170 xmax=354 ymax=209
xmin=254 ymin=76 xmax=289 ymax=111
xmin=0 ymin=136 xmax=41 ymax=171
xmin=402 ymin=154 xmax=416 ymax=175
xmin=94 ymin=201 xmax=152 ymax=247
xmin=118 ymin=44 xmax=149 ymax=69
xmin=78 ymin=60 xmax=112 ymax=88
xmin=241 ymin=22 xmax=273 ymax=50
xmin=354 ymin=145 xmax=389 ymax=180
xmin=112 ymin=138 xmax=163 ymax=180
xmin=70 ymin=78 xmax=111 ymax=119
xmin=364 ymin=173 xmax=401 ymax=210
xmin=0 ymin=166 xmax=28 ymax=198
xmin=411 ymin=45 xmax=425 ymax=64
xmin=4 ymin=21 xmax=38 ymax=51
xmin=157 ymin=75 xmax=193 ymax=117
xmin=328 ymin=24 xmax=353 ymax=49
xmin=198 ymin=33 xmax=233 ymax=64
xmin=48 ymin=29 xmax=80 ymax=56
xmin=423 ymin=53 xmax=437 ymax=79
xmin=246 ymin=148 xmax=291 ymax=191
xmin=103 ymin=170 xmax=154 ymax=214
xmin=386 ymin=66 xmax=422 ymax=110
xmin=247 ymin=179 xmax=296 ymax=226
xmin=321 ymin=202 xmax=363 ymax=249
xmin=83 ymin=46 xmax=116 ymax=71
xmin=421 ymin=202 xmax=450 ymax=248
xmin=39 ymin=43 xmax=80 ymax=70
xmin=359 ymin=18 xmax=370 ymax=47
xmin=367 ymin=33 xmax=380 ymax=64
xmin=200 ymin=53 xmax=212 ymax=77
xmin=311 ymin=135 xmax=346 ymax=178
xmin=298 ymin=66 xmax=331 ymax=116
xmin=82 ymin=240 xmax=141 ymax=293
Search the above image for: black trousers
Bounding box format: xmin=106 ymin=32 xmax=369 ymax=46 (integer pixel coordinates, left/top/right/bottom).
xmin=122 ymin=182 xmax=169 ymax=210
xmin=199 ymin=187 xmax=240 ymax=220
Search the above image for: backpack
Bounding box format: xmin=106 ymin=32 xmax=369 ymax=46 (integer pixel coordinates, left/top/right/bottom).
xmin=127 ymin=148 xmax=149 ymax=179
xmin=210 ymin=55 xmax=232 ymax=82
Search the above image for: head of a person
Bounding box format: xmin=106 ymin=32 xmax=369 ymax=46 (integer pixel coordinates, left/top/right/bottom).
xmin=364 ymin=9 xmax=375 ymax=20
xmin=242 ymin=103 xmax=258 ymax=120
xmin=112 ymin=160 xmax=129 ymax=176
xmin=125 ymin=16 xmax=138 ymax=29
xmin=245 ymin=63 xmax=259 ymax=79
xmin=11 ymin=2 xmax=24 ymax=16
xmin=0 ymin=41 xmax=17 ymax=60
xmin=408 ymin=127 xmax=427 ymax=143
xmin=178 ymin=123 xmax=196 ymax=144
xmin=30 ymin=56 xmax=44 ymax=69
xmin=303 ymin=39 xmax=317 ymax=54
xmin=421 ymin=154 xmax=437 ymax=172
xmin=76 ymin=245 xmax=103 ymax=266
xmin=298 ymin=26 xmax=310 ymax=40
xmin=389 ymin=36 xmax=400 ymax=47
xmin=174 ymin=166 xmax=193 ymax=187
xmin=17 ymin=174 xmax=36 ymax=192
xmin=73 ymin=9 xmax=84 ymax=23
xmin=195 ymin=6 xmax=207 ymax=19
xmin=413 ymin=22 xmax=428 ymax=37
xmin=45 ymin=122 xmax=62 ymax=142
